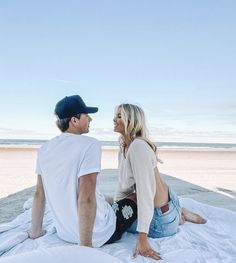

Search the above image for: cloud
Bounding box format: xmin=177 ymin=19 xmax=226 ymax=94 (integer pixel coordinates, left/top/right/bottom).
xmin=149 ymin=127 xmax=236 ymax=143
xmin=90 ymin=127 xmax=236 ymax=143
xmin=0 ymin=127 xmax=56 ymax=140
xmin=1 ymin=126 xmax=236 ymax=143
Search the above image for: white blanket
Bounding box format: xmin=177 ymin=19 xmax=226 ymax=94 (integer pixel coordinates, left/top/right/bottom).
xmin=1 ymin=198 xmax=236 ymax=262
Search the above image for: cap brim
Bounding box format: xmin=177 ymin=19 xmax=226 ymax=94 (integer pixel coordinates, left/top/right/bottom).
xmin=86 ymin=107 xmax=98 ymax=113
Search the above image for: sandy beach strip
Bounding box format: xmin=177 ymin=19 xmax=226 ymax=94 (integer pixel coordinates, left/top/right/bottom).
xmin=0 ymin=145 xmax=236 ymax=224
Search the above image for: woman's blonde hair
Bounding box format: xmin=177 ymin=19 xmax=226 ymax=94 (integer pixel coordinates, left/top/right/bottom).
xmin=115 ymin=103 xmax=157 ymax=153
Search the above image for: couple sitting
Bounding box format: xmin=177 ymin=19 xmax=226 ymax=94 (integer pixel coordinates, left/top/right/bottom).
xmin=28 ymin=95 xmax=206 ymax=260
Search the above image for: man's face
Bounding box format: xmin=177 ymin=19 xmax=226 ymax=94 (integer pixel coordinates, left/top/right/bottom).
xmin=78 ymin=114 xmax=92 ymax=134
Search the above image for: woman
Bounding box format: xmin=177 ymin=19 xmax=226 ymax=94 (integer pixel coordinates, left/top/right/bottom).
xmin=113 ymin=103 xmax=206 ymax=260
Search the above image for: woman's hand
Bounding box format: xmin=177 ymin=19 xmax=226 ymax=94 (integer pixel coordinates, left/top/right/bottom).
xmin=133 ymin=233 xmax=162 ymax=260
xmin=27 ymin=229 xmax=46 ymax=239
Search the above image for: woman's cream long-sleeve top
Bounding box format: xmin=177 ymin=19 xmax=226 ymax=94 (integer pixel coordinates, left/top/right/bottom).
xmin=115 ymin=138 xmax=157 ymax=233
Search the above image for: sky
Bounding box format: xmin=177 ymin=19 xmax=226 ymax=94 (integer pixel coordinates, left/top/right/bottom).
xmin=0 ymin=0 xmax=236 ymax=142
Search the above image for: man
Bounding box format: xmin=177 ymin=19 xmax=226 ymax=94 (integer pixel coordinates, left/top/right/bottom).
xmin=28 ymin=95 xmax=137 ymax=247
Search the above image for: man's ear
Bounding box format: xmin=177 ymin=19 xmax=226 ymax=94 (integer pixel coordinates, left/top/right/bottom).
xmin=70 ymin=117 xmax=78 ymax=127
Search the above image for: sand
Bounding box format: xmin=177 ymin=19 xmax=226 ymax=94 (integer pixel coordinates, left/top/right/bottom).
xmin=0 ymin=145 xmax=236 ymax=224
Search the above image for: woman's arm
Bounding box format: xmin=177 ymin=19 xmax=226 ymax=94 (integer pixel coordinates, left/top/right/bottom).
xmin=129 ymin=140 xmax=161 ymax=260
xmin=129 ymin=140 xmax=156 ymax=233
xmin=134 ymin=233 xmax=162 ymax=260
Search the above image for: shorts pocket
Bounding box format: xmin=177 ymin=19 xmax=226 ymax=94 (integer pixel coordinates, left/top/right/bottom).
xmin=149 ymin=208 xmax=180 ymax=238
xmin=160 ymin=213 xmax=179 ymax=237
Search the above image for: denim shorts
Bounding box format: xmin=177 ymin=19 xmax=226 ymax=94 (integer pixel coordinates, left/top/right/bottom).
xmin=128 ymin=187 xmax=181 ymax=238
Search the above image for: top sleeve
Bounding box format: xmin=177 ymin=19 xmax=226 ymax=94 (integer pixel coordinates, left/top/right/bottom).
xmin=128 ymin=140 xmax=156 ymax=233
xmin=77 ymin=141 xmax=102 ymax=178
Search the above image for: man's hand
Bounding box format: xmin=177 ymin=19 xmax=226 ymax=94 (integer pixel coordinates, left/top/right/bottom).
xmin=27 ymin=229 xmax=46 ymax=239
xmin=133 ymin=233 xmax=162 ymax=260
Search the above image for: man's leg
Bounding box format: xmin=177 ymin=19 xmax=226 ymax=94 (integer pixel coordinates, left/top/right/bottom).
xmin=105 ymin=198 xmax=137 ymax=244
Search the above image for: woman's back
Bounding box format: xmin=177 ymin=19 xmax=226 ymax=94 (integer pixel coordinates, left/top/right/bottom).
xmin=153 ymin=167 xmax=169 ymax=207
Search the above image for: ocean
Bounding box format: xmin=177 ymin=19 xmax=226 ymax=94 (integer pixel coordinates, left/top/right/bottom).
xmin=0 ymin=139 xmax=236 ymax=149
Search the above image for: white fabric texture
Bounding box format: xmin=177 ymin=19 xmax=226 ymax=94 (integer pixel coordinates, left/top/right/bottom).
xmin=1 ymin=197 xmax=236 ymax=262
xmin=35 ymin=133 xmax=116 ymax=247
xmin=0 ymin=246 xmax=123 ymax=263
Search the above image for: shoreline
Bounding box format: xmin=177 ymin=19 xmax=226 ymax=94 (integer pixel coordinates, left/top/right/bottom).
xmin=1 ymin=144 xmax=236 ymax=151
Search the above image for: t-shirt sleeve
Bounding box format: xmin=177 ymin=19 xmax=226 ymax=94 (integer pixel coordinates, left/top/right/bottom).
xmin=129 ymin=140 xmax=156 ymax=233
xmin=35 ymin=148 xmax=43 ymax=175
xmin=77 ymin=141 xmax=102 ymax=178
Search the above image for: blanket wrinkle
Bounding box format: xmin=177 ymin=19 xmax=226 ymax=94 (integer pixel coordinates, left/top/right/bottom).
xmin=1 ymin=198 xmax=236 ymax=262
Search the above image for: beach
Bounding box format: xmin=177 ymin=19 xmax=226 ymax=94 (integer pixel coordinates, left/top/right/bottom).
xmin=0 ymin=145 xmax=236 ymax=224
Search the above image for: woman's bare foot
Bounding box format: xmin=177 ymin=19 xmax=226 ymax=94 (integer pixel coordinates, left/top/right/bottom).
xmin=181 ymin=208 xmax=207 ymax=224
xmin=179 ymin=212 xmax=186 ymax=225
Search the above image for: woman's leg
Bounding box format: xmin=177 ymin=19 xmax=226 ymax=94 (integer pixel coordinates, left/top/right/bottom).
xmin=179 ymin=208 xmax=206 ymax=225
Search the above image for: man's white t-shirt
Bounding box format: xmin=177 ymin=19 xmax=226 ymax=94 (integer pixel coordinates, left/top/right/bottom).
xmin=36 ymin=133 xmax=116 ymax=247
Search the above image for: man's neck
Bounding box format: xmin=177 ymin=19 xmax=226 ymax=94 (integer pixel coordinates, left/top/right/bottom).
xmin=65 ymin=129 xmax=82 ymax=135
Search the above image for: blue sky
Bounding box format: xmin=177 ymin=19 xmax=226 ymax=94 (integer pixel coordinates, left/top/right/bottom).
xmin=0 ymin=1 xmax=236 ymax=142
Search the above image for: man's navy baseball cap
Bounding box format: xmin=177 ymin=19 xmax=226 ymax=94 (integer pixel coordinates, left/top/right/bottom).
xmin=55 ymin=95 xmax=98 ymax=119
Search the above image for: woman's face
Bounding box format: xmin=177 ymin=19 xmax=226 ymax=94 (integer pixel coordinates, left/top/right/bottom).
xmin=113 ymin=109 xmax=125 ymax=134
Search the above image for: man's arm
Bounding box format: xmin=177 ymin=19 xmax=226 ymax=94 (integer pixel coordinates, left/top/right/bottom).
xmin=28 ymin=175 xmax=46 ymax=239
xmin=78 ymin=173 xmax=97 ymax=247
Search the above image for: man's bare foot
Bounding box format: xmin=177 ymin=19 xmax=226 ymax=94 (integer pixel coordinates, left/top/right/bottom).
xmin=181 ymin=208 xmax=207 ymax=224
